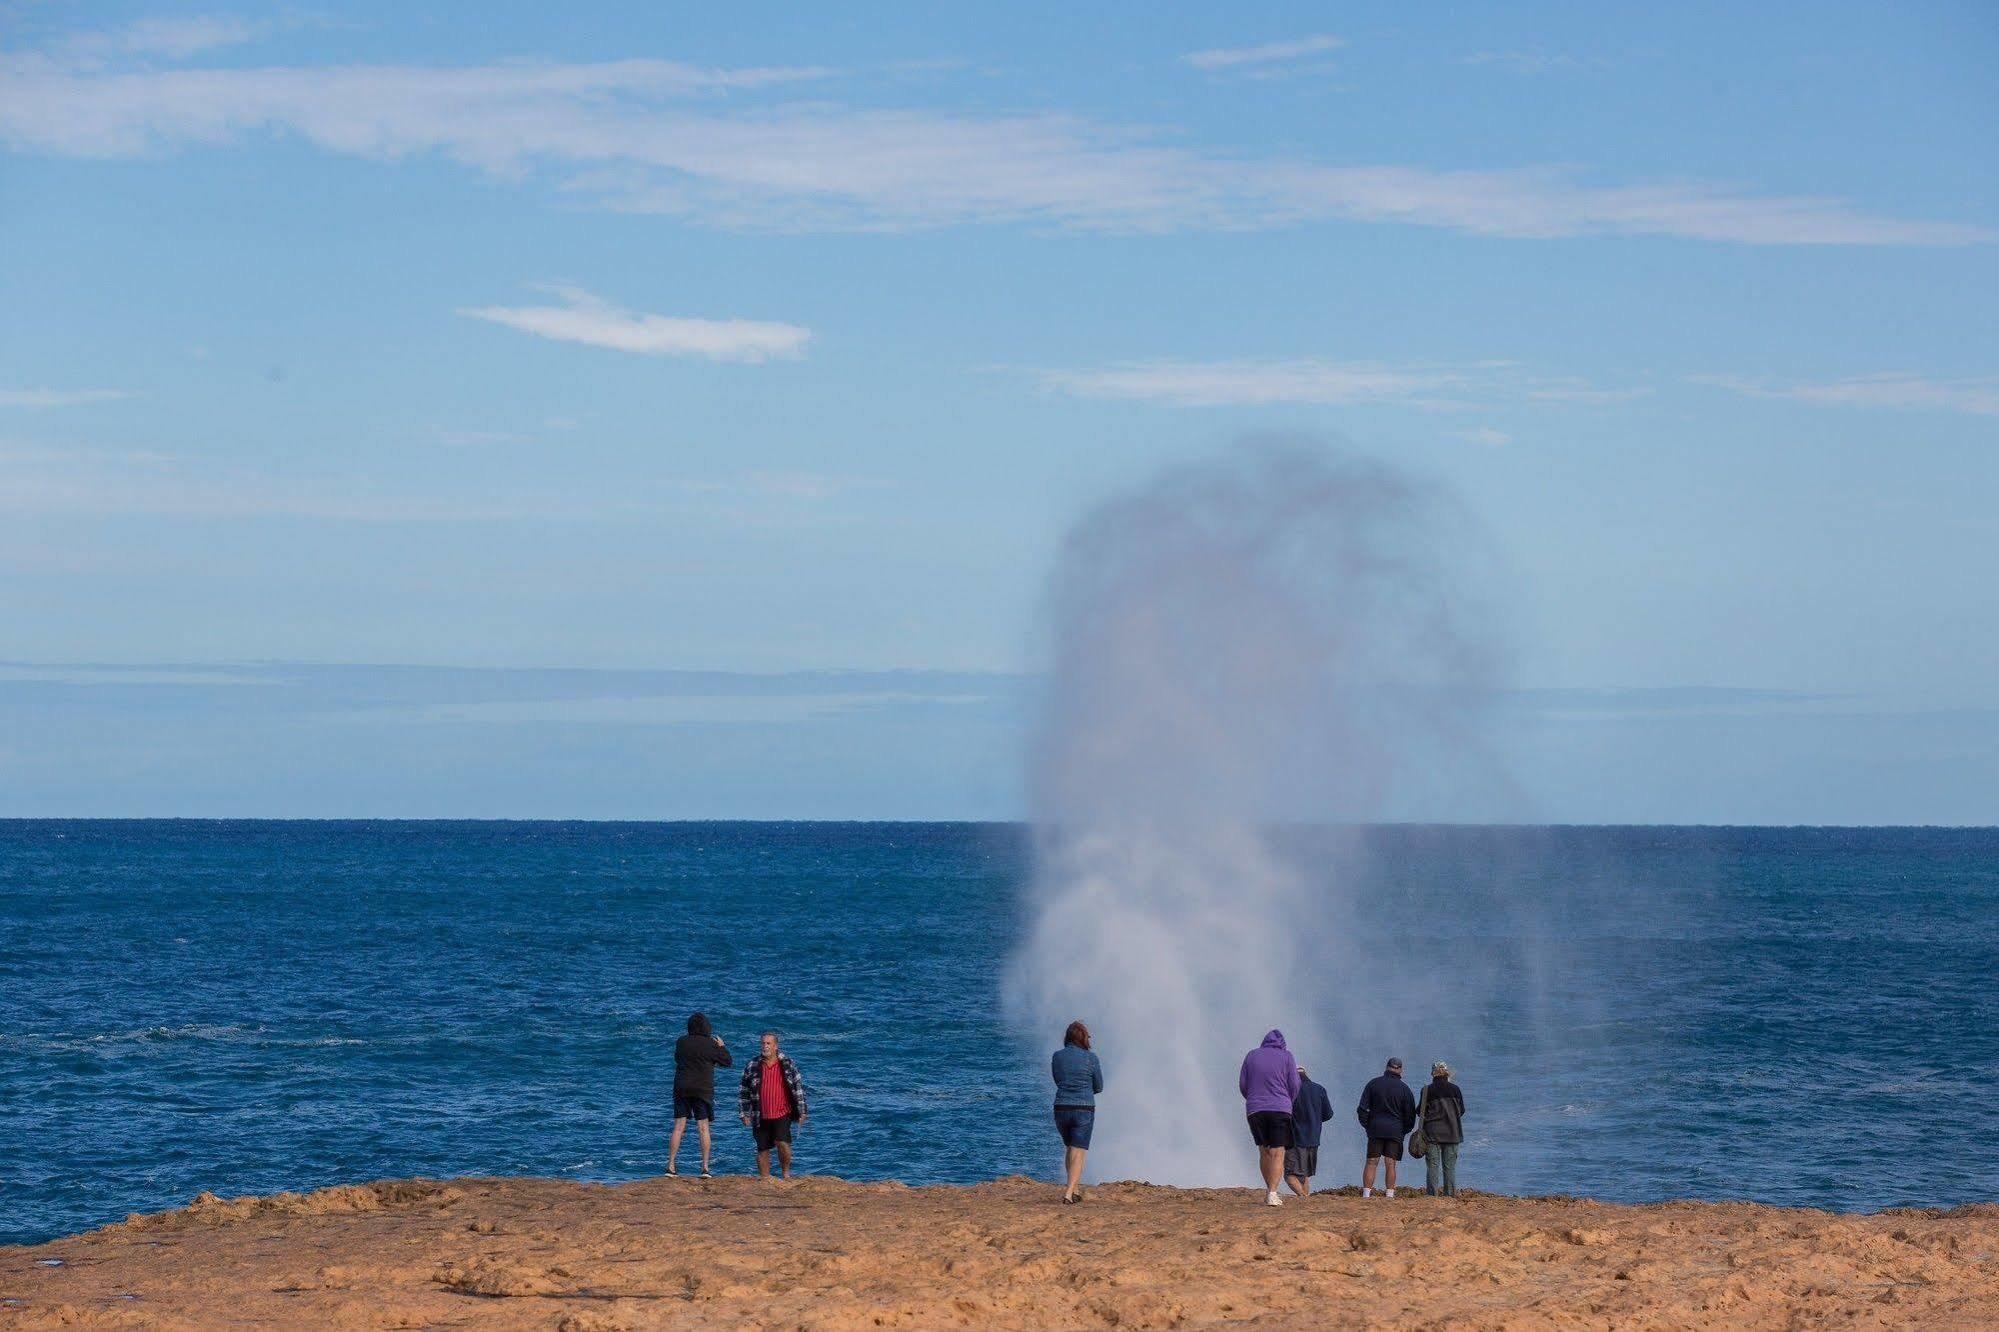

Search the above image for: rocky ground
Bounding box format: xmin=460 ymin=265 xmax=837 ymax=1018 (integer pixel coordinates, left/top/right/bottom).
xmin=4 ymin=1174 xmax=1994 ymax=1329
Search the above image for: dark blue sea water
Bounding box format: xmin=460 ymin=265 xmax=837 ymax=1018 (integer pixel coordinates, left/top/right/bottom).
xmin=3 ymin=821 xmax=1995 ymax=1246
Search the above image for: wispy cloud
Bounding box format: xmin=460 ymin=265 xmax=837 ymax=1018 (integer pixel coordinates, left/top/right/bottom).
xmin=1455 ymin=426 xmax=1512 ymax=446
xmin=0 ymin=439 xmax=862 ymax=522
xmin=1462 ymin=50 xmax=1585 ymax=75
xmin=60 ymin=15 xmax=268 ymax=63
xmin=1182 ymin=35 xmax=1346 ymax=70
xmin=1695 ymin=372 xmax=1999 ymax=418
xmin=435 ymin=429 xmax=529 ymax=447
xmin=0 ymin=54 xmax=1983 ymax=244
xmin=459 ymin=284 xmax=811 ymax=362
xmin=0 ymin=440 xmax=546 ymax=521
xmin=0 ymin=388 xmax=134 ymax=408
xmin=1037 ymin=358 xmax=1644 ymax=409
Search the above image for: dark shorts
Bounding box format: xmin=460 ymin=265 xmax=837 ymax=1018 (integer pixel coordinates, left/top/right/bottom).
xmin=1247 ymin=1111 xmax=1295 ymax=1149
xmin=753 ymin=1117 xmax=794 ymax=1151
xmin=1367 ymin=1136 xmax=1404 ymax=1161
xmin=672 ymin=1094 xmax=713 ymax=1122
xmin=1283 ymin=1146 xmax=1319 ymax=1179
xmin=1053 ymin=1106 xmax=1095 ymax=1149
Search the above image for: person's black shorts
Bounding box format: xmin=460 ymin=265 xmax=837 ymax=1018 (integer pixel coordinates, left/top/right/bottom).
xmin=1053 ymin=1106 xmax=1095 ymax=1149
xmin=1283 ymin=1145 xmax=1319 ymax=1179
xmin=1366 ymin=1135 xmax=1404 ymax=1161
xmin=672 ymin=1094 xmax=713 ymax=1122
xmin=753 ymin=1116 xmax=794 ymax=1151
xmin=1247 ymin=1111 xmax=1295 ymax=1149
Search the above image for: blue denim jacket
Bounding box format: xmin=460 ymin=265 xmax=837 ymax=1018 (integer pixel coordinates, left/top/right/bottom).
xmin=1051 ymin=1043 xmax=1103 ymax=1108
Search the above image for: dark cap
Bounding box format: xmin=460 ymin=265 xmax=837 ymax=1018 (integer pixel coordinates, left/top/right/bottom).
xmin=1385 ymin=1057 xmax=1402 ymax=1071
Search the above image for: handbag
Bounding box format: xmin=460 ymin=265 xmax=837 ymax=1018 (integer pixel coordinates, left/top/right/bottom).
xmin=1408 ymin=1087 xmax=1428 ymax=1159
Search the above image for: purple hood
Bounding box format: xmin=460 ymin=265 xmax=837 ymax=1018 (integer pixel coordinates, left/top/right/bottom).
xmin=1238 ymin=1029 xmax=1301 ymax=1115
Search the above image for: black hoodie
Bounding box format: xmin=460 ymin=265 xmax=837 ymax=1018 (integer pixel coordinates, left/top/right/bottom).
xmin=672 ymin=1012 xmax=732 ymax=1099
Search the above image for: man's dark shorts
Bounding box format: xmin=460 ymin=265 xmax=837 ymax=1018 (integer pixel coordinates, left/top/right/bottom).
xmin=672 ymin=1094 xmax=713 ymax=1122
xmin=1053 ymin=1106 xmax=1095 ymax=1149
xmin=753 ymin=1116 xmax=794 ymax=1152
xmin=1283 ymin=1145 xmax=1319 ymax=1179
xmin=1247 ymin=1111 xmax=1295 ymax=1149
xmin=1366 ymin=1135 xmax=1404 ymax=1161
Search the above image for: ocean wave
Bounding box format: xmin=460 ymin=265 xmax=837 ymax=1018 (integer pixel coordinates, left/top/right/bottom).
xmin=0 ymin=1026 xmax=374 ymax=1055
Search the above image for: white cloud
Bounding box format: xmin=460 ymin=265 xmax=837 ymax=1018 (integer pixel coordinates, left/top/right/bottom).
xmin=460 ymin=284 xmax=811 ymax=362
xmin=1182 ymin=35 xmax=1346 ymax=70
xmin=1037 ymin=358 xmax=1641 ymax=409
xmin=1696 ymin=372 xmax=1999 ymax=417
xmin=0 ymin=388 xmax=134 ymax=408
xmin=1455 ymin=426 xmax=1512 ymax=446
xmin=0 ymin=54 xmax=1983 ymax=244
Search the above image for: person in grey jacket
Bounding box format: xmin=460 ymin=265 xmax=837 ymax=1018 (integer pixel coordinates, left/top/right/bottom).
xmin=1419 ymin=1061 xmax=1466 ymax=1197
xmin=1051 ymin=1020 xmax=1103 ymax=1204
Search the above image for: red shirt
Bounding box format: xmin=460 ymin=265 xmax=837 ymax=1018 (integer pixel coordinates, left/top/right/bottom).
xmin=759 ymin=1057 xmax=790 ymax=1121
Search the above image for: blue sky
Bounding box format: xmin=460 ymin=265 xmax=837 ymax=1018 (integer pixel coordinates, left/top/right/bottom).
xmin=2 ymin=2 xmax=1995 ymax=820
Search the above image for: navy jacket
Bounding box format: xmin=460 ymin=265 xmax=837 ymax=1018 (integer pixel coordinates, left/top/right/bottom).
xmin=1357 ymin=1071 xmax=1418 ymax=1140
xmin=1290 ymin=1074 xmax=1336 ymax=1149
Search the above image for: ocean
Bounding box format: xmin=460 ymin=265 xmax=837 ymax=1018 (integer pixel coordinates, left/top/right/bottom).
xmin=3 ymin=820 xmax=1995 ymax=1246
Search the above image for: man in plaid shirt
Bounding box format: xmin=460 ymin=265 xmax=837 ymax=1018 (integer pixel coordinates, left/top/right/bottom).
xmin=739 ymin=1031 xmax=808 ymax=1180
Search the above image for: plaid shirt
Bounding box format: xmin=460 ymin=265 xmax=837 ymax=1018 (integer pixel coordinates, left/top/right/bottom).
xmin=738 ymin=1053 xmax=806 ymax=1124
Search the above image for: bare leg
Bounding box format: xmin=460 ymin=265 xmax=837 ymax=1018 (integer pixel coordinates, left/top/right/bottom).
xmin=696 ymin=1121 xmax=712 ymax=1174
xmin=1259 ymin=1147 xmax=1284 ymax=1193
xmin=667 ymin=1116 xmax=686 ymax=1173
xmin=1286 ymin=1173 xmax=1310 ymax=1196
xmin=1362 ymin=1155 xmax=1379 ymax=1192
xmin=775 ymin=1142 xmax=793 ymax=1179
xmin=1383 ymin=1159 xmax=1398 ymax=1193
xmin=1063 ymin=1147 xmax=1086 ymax=1200
xmin=756 ymin=1150 xmax=771 ymax=1180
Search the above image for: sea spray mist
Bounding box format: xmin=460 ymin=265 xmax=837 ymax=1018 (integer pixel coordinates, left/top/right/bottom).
xmin=1007 ymin=440 xmax=1505 ymax=1185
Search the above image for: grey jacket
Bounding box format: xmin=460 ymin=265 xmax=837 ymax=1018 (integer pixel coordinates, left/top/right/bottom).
xmin=1419 ymin=1078 xmax=1465 ymax=1146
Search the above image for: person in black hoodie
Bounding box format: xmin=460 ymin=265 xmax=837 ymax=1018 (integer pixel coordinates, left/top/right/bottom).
xmin=667 ymin=1012 xmax=731 ymax=1178
xmin=1356 ymin=1056 xmax=1418 ymax=1198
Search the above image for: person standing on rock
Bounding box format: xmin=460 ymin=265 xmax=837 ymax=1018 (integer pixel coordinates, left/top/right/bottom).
xmin=1239 ymin=1030 xmax=1301 ymax=1207
xmin=1419 ymin=1060 xmax=1466 ymax=1197
xmin=1283 ymin=1064 xmax=1336 ymax=1197
xmin=739 ymin=1031 xmax=807 ymax=1180
xmin=1051 ymin=1020 xmax=1103 ymax=1204
xmin=667 ymin=1012 xmax=731 ymax=1178
xmin=1357 ymin=1056 xmax=1418 ymax=1198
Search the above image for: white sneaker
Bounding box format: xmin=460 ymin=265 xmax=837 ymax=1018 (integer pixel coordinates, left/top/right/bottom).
xmin=1361 ymin=1188 xmax=1373 ymax=1198
xmin=1385 ymin=1189 xmax=1396 ymax=1199
xmin=1265 ymin=1191 xmax=1283 ymax=1207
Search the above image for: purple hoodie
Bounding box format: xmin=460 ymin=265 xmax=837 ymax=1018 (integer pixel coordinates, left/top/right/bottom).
xmin=1238 ymin=1030 xmax=1301 ymax=1115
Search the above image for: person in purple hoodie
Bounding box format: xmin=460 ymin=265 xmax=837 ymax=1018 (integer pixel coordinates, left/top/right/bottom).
xmin=1238 ymin=1030 xmax=1301 ymax=1207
